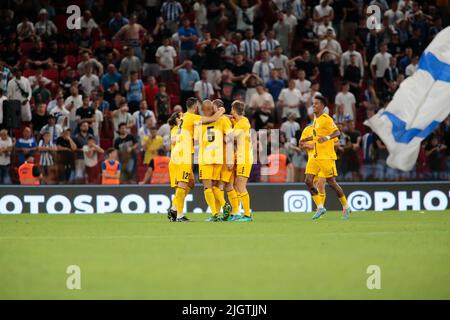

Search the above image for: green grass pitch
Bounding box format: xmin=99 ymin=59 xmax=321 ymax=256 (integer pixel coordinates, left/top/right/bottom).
xmin=1 ymin=211 xmax=449 ymax=299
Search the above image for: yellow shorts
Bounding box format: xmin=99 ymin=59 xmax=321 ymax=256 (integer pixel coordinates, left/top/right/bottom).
xmin=199 ymin=164 xmax=222 ymax=181
xmin=305 ymin=158 xmax=337 ymax=178
xmin=236 ymin=163 xmax=252 ymax=178
xmin=176 ymin=163 xmax=194 ymax=183
xmin=169 ymin=161 xmax=179 ymax=188
xmin=220 ymin=164 xmax=235 ymax=183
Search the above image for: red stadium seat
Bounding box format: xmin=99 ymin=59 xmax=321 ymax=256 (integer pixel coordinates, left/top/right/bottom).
xmin=43 ymin=69 xmax=59 ymax=83
xmin=100 ymin=138 xmax=113 ymax=150
xmin=137 ymin=165 xmax=148 ymax=182
xmin=66 ymin=55 xmax=78 ymax=69
xmin=54 ymin=14 xmax=68 ymax=32
xmin=23 ymin=69 xmax=37 ymax=78
xmin=60 ymin=68 xmax=79 ymax=80
xmin=19 ymin=42 xmax=34 ymax=56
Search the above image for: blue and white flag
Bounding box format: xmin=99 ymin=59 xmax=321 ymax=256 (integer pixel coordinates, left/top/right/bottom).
xmin=365 ymin=26 xmax=450 ymax=171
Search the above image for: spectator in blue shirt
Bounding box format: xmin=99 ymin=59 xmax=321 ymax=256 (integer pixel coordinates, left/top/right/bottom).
xmin=101 ymin=64 xmax=122 ymax=104
xmin=174 ymin=60 xmax=200 ymax=109
xmin=15 ymin=127 xmax=37 ymax=165
xmin=178 ymin=18 xmax=199 ymax=63
xmin=109 ymin=11 xmax=129 ymax=35
xmin=266 ymin=69 xmax=286 ymax=103
xmin=124 ymin=71 xmax=145 ymax=113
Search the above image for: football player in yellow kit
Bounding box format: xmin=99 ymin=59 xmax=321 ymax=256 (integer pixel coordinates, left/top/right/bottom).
xmin=301 ymin=95 xmax=351 ymax=220
xmin=300 ymin=107 xmax=339 ymax=212
xmin=211 ymin=99 xmax=239 ymax=221
xmin=230 ymin=100 xmax=254 ymax=222
xmin=170 ymin=97 xmax=225 ymax=222
xmin=197 ymin=100 xmax=228 ymax=221
xmin=166 ymin=111 xmax=195 ymax=221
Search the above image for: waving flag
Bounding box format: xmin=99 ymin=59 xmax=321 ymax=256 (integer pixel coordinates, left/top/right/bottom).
xmin=365 ymin=27 xmax=450 ymax=171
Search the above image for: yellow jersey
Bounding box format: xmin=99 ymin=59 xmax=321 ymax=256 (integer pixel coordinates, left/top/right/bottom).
xmin=300 ymin=125 xmax=315 ymax=159
xmin=233 ymin=116 xmax=253 ymax=165
xmin=142 ymin=135 xmax=163 ymax=164
xmin=217 ymin=115 xmax=234 ymax=165
xmin=312 ymin=113 xmax=338 ymax=160
xmin=198 ymin=120 xmax=224 ymax=165
xmin=170 ymin=126 xmax=180 ymax=161
xmin=179 ymin=111 xmax=202 ymax=154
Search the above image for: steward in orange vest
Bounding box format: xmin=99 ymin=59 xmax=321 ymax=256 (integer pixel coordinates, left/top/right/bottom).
xmin=18 ymin=154 xmax=41 ymax=185
xmin=150 ymin=149 xmax=170 ymax=184
xmin=267 ymin=153 xmax=287 ymax=183
xmin=102 ymin=148 xmax=121 ymax=185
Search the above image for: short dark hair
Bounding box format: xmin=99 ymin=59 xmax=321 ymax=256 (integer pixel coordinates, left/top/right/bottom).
xmin=118 ymin=122 xmax=127 ymax=129
xmin=168 ymin=111 xmax=181 ymax=126
xmin=106 ymin=148 xmax=116 ymax=158
xmin=186 ymin=97 xmax=198 ymax=110
xmin=314 ymin=95 xmax=328 ymax=106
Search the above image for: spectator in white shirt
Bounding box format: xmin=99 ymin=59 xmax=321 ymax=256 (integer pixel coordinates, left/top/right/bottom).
xmin=319 ymin=28 xmax=342 ymax=60
xmin=76 ymin=10 xmax=100 ymax=36
xmin=49 ymin=97 xmax=70 ymax=130
xmin=28 ymin=68 xmax=52 ymax=89
xmin=155 ymin=37 xmax=177 ymax=82
xmin=405 ymin=55 xmax=419 ymax=77
xmin=35 ymin=9 xmax=58 ymax=38
xmin=7 ymin=68 xmax=32 ymax=122
xmin=335 ymin=82 xmax=356 ymax=120
xmin=384 ymin=1 xmax=404 ymax=26
xmin=194 ymin=70 xmax=214 ymax=103
xmin=193 ymin=0 xmax=207 ymax=33
xmin=80 ymin=65 xmax=100 ymax=96
xmin=0 ymin=89 xmax=7 ymax=127
xmin=371 ymin=43 xmax=392 ymax=89
xmin=294 ymin=69 xmax=311 ymax=94
xmin=64 ymin=85 xmax=83 ymax=131
xmin=313 ymin=0 xmax=334 ymax=33
xmin=270 ymin=46 xmax=289 ymax=79
xmin=230 ymin=0 xmax=260 ymax=32
xmin=316 ymin=15 xmax=335 ymax=39
xmin=340 ymin=40 xmax=364 ymax=77
xmin=278 ymin=79 xmax=302 ymax=120
xmin=249 ymin=84 xmax=275 ymax=112
xmin=252 ymin=50 xmax=274 ymax=84
xmin=0 ymin=129 xmax=13 ymax=184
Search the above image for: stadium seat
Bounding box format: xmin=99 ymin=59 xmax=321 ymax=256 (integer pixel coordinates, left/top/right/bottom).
xmin=19 ymin=42 xmax=34 ymax=56
xmin=100 ymin=138 xmax=113 ymax=150
xmin=137 ymin=165 xmax=148 ymax=182
xmin=43 ymin=69 xmax=59 ymax=83
xmin=23 ymin=69 xmax=37 ymax=78
xmin=66 ymin=55 xmax=78 ymax=69
xmin=54 ymin=14 xmax=68 ymax=32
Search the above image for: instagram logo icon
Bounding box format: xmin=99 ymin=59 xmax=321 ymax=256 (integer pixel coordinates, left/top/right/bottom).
xmin=283 ymin=191 xmax=312 ymax=213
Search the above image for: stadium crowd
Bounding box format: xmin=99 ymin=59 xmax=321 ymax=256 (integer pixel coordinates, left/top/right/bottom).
xmin=0 ymin=0 xmax=448 ymax=185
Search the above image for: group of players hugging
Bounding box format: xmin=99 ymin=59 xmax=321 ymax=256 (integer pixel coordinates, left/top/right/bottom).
xmin=167 ymin=95 xmax=350 ymax=222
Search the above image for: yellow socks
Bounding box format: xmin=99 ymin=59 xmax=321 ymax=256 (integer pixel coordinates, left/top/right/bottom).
xmin=238 ymin=192 xmax=251 ymax=217
xmin=322 ymin=193 xmax=326 ymax=206
xmin=174 ymin=187 xmax=187 ymax=218
xmin=312 ymin=194 xmax=323 ymax=209
xmin=227 ymin=190 xmax=239 ymax=215
xmin=339 ymin=195 xmax=349 ymax=209
xmin=204 ymin=188 xmax=217 ymax=216
xmin=319 ymin=193 xmax=326 ymax=206
xmin=212 ymin=186 xmax=225 ymax=210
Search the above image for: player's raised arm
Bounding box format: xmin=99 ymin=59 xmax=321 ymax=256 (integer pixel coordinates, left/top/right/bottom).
xmin=200 ymin=107 xmax=225 ymax=124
